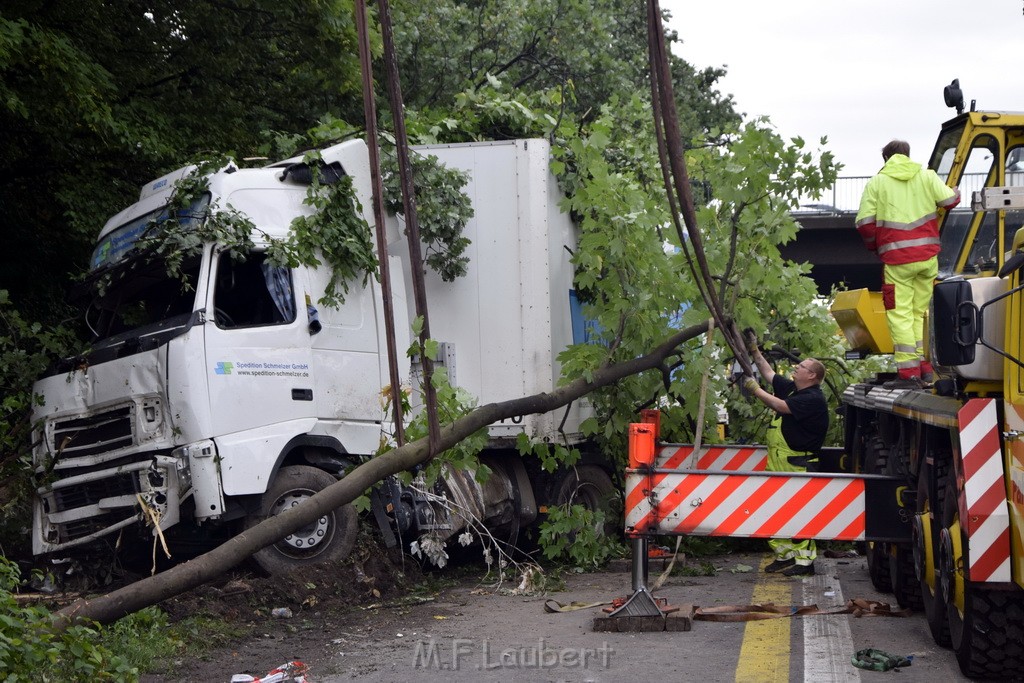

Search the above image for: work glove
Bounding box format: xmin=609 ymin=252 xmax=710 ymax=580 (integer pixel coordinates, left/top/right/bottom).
xmin=742 ymin=376 xmax=760 ymax=395
xmin=744 ymin=328 xmax=760 ymax=355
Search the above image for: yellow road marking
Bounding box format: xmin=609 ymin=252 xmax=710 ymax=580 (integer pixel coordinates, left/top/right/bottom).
xmin=735 ymin=556 xmax=791 ymax=683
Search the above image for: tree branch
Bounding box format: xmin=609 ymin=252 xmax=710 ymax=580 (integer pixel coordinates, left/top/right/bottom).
xmin=53 ymin=319 xmax=713 ymax=630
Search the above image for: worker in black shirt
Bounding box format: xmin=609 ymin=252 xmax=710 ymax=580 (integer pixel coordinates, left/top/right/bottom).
xmin=743 ymin=341 xmax=829 ymax=577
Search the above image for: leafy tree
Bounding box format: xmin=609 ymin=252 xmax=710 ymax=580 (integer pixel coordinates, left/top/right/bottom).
xmin=390 ymin=0 xmax=738 ymax=142
xmin=401 ymin=82 xmax=843 ymax=452
xmin=0 ymin=291 xmax=75 ymax=556
xmin=0 ymin=1 xmax=366 ymax=315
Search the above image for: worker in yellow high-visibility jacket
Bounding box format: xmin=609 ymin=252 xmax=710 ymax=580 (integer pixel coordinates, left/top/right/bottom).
xmin=856 ymin=140 xmax=960 ymax=386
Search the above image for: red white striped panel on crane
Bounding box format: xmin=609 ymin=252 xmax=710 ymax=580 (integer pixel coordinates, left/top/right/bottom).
xmin=625 ymin=470 xmax=866 ymax=540
xmin=958 ymin=399 xmax=1011 ymax=583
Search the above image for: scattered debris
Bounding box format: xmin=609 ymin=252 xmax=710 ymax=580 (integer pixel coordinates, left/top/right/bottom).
xmin=270 ymin=607 xmax=293 ymax=619
xmin=360 ymin=595 xmax=435 ymax=610
xmin=543 ymin=599 xmax=612 ymax=613
xmin=219 ymin=579 xmax=253 ymax=596
xmin=230 ymin=660 xmax=309 ymax=682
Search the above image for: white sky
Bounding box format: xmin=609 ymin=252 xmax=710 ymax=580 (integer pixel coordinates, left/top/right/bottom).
xmin=662 ymin=0 xmax=1024 ymax=177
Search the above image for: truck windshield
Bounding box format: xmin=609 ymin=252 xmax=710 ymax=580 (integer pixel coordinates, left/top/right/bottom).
xmin=86 ymin=254 xmax=201 ymax=345
xmin=84 ymin=196 xmax=211 ymax=347
xmin=91 ymin=196 xmax=209 ymax=272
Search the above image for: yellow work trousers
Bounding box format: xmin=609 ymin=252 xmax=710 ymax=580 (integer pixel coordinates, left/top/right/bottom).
xmin=766 ymin=415 xmax=816 ymax=566
xmin=883 ymin=257 xmax=937 ymax=377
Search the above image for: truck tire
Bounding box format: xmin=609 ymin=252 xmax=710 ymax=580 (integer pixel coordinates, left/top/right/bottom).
xmin=942 ymin=478 xmax=1024 ymax=676
xmin=863 ymin=435 xmax=893 ymax=592
xmin=246 ymin=465 xmax=358 ymax=575
xmin=553 ymin=465 xmax=618 ymax=537
xmin=914 ymin=460 xmax=950 ymax=646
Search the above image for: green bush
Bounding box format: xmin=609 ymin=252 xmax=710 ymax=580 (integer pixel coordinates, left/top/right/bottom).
xmin=0 ymin=557 xmax=137 ymax=681
xmin=0 ymin=291 xmax=77 ymax=555
xmin=537 ymin=504 xmax=622 ymax=569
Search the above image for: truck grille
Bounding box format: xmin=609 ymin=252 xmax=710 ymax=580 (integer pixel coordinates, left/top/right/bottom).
xmin=63 ymin=514 xmax=123 ymax=543
xmin=51 ymin=406 xmax=134 ymax=458
xmin=53 ymin=471 xmax=139 ymax=513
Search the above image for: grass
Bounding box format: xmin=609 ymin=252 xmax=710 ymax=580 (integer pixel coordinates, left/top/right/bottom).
xmin=97 ymin=607 xmax=251 ymax=675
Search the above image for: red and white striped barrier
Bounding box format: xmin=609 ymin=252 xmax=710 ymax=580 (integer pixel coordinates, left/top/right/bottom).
xmin=653 ymin=444 xmax=768 ymax=471
xmin=624 ymin=424 xmax=901 ymax=545
xmin=625 ymin=469 xmax=866 ymax=540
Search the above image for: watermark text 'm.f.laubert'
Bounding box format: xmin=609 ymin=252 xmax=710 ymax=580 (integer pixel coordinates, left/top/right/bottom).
xmin=412 ymin=638 xmax=615 ymax=671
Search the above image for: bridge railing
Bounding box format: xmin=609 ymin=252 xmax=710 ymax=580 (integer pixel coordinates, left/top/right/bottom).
xmin=799 ymin=172 xmax=1024 ymax=213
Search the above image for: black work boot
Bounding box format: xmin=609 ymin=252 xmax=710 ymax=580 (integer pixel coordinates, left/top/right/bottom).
xmin=765 ymin=558 xmax=795 ymax=573
xmin=781 ymin=562 xmax=815 ymax=577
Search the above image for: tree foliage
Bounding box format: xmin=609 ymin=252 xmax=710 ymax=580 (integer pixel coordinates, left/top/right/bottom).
xmin=390 ymin=0 xmax=738 ymax=140
xmin=0 ymin=0 xmax=365 ymax=314
xmin=0 ymin=291 xmax=76 ymax=556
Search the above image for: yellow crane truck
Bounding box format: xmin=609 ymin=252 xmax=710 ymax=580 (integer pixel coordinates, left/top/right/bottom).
xmin=834 ymin=83 xmax=1024 ymax=677
xmin=616 ymin=84 xmax=1023 ymax=677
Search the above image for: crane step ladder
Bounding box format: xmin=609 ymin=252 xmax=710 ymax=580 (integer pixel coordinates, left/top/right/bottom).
xmin=595 ymin=417 xmax=909 ymax=631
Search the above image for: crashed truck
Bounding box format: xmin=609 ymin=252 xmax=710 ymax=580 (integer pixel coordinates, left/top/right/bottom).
xmin=30 ymin=138 xmax=616 ymax=575
xmin=622 ymin=86 xmax=1024 ymax=678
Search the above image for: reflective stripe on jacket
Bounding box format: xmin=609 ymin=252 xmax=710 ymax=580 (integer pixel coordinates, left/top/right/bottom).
xmin=855 ymin=154 xmax=960 ymax=265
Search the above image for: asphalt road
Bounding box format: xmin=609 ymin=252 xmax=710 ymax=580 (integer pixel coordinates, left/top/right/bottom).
xmin=316 ymin=551 xmax=970 ymax=683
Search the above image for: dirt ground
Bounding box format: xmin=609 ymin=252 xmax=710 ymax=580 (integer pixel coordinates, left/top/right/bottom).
xmin=134 ymin=540 xmax=969 ymax=683
xmin=138 ymin=533 xmax=433 ymax=682
xmin=137 ymin=539 xmax=742 ymax=683
xmin=141 ymin=550 xmax=634 ymax=683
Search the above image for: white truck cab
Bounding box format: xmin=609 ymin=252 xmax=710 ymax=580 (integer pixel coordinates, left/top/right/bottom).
xmin=32 ymin=139 xmax=604 ymax=574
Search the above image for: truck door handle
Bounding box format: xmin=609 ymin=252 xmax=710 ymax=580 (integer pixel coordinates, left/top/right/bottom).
xmin=291 ymin=388 xmax=313 ymax=401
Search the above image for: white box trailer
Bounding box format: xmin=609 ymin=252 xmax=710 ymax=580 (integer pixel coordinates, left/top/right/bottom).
xmin=391 ymin=140 xmax=589 ymax=442
xmin=30 ymin=138 xmax=607 ymax=575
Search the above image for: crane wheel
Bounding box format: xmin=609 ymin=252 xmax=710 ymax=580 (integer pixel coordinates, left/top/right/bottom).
xmin=914 ymin=461 xmax=949 ymax=646
xmin=941 ymin=477 xmax=1024 ymax=676
xmin=863 ymin=435 xmax=893 ymax=592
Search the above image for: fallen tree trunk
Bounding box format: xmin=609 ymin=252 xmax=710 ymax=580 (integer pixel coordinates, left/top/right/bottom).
xmin=53 ymin=320 xmax=712 ymax=630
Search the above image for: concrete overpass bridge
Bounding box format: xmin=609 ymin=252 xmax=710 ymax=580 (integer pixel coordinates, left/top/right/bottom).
xmin=784 ymin=208 xmax=876 ymax=294
xmin=783 ymin=174 xmax=985 ymax=295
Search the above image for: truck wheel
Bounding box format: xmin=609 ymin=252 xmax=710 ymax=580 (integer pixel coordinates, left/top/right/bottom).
xmin=554 ymin=465 xmax=618 ymax=537
xmin=941 ymin=477 xmax=1024 ymax=676
xmin=914 ymin=461 xmax=950 ymax=646
xmin=863 ymin=435 xmax=893 ymax=592
xmin=246 ymin=465 xmax=358 ymax=575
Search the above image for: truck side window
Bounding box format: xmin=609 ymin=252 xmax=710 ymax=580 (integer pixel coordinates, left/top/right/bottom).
xmin=213 ymin=252 xmax=296 ymax=328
